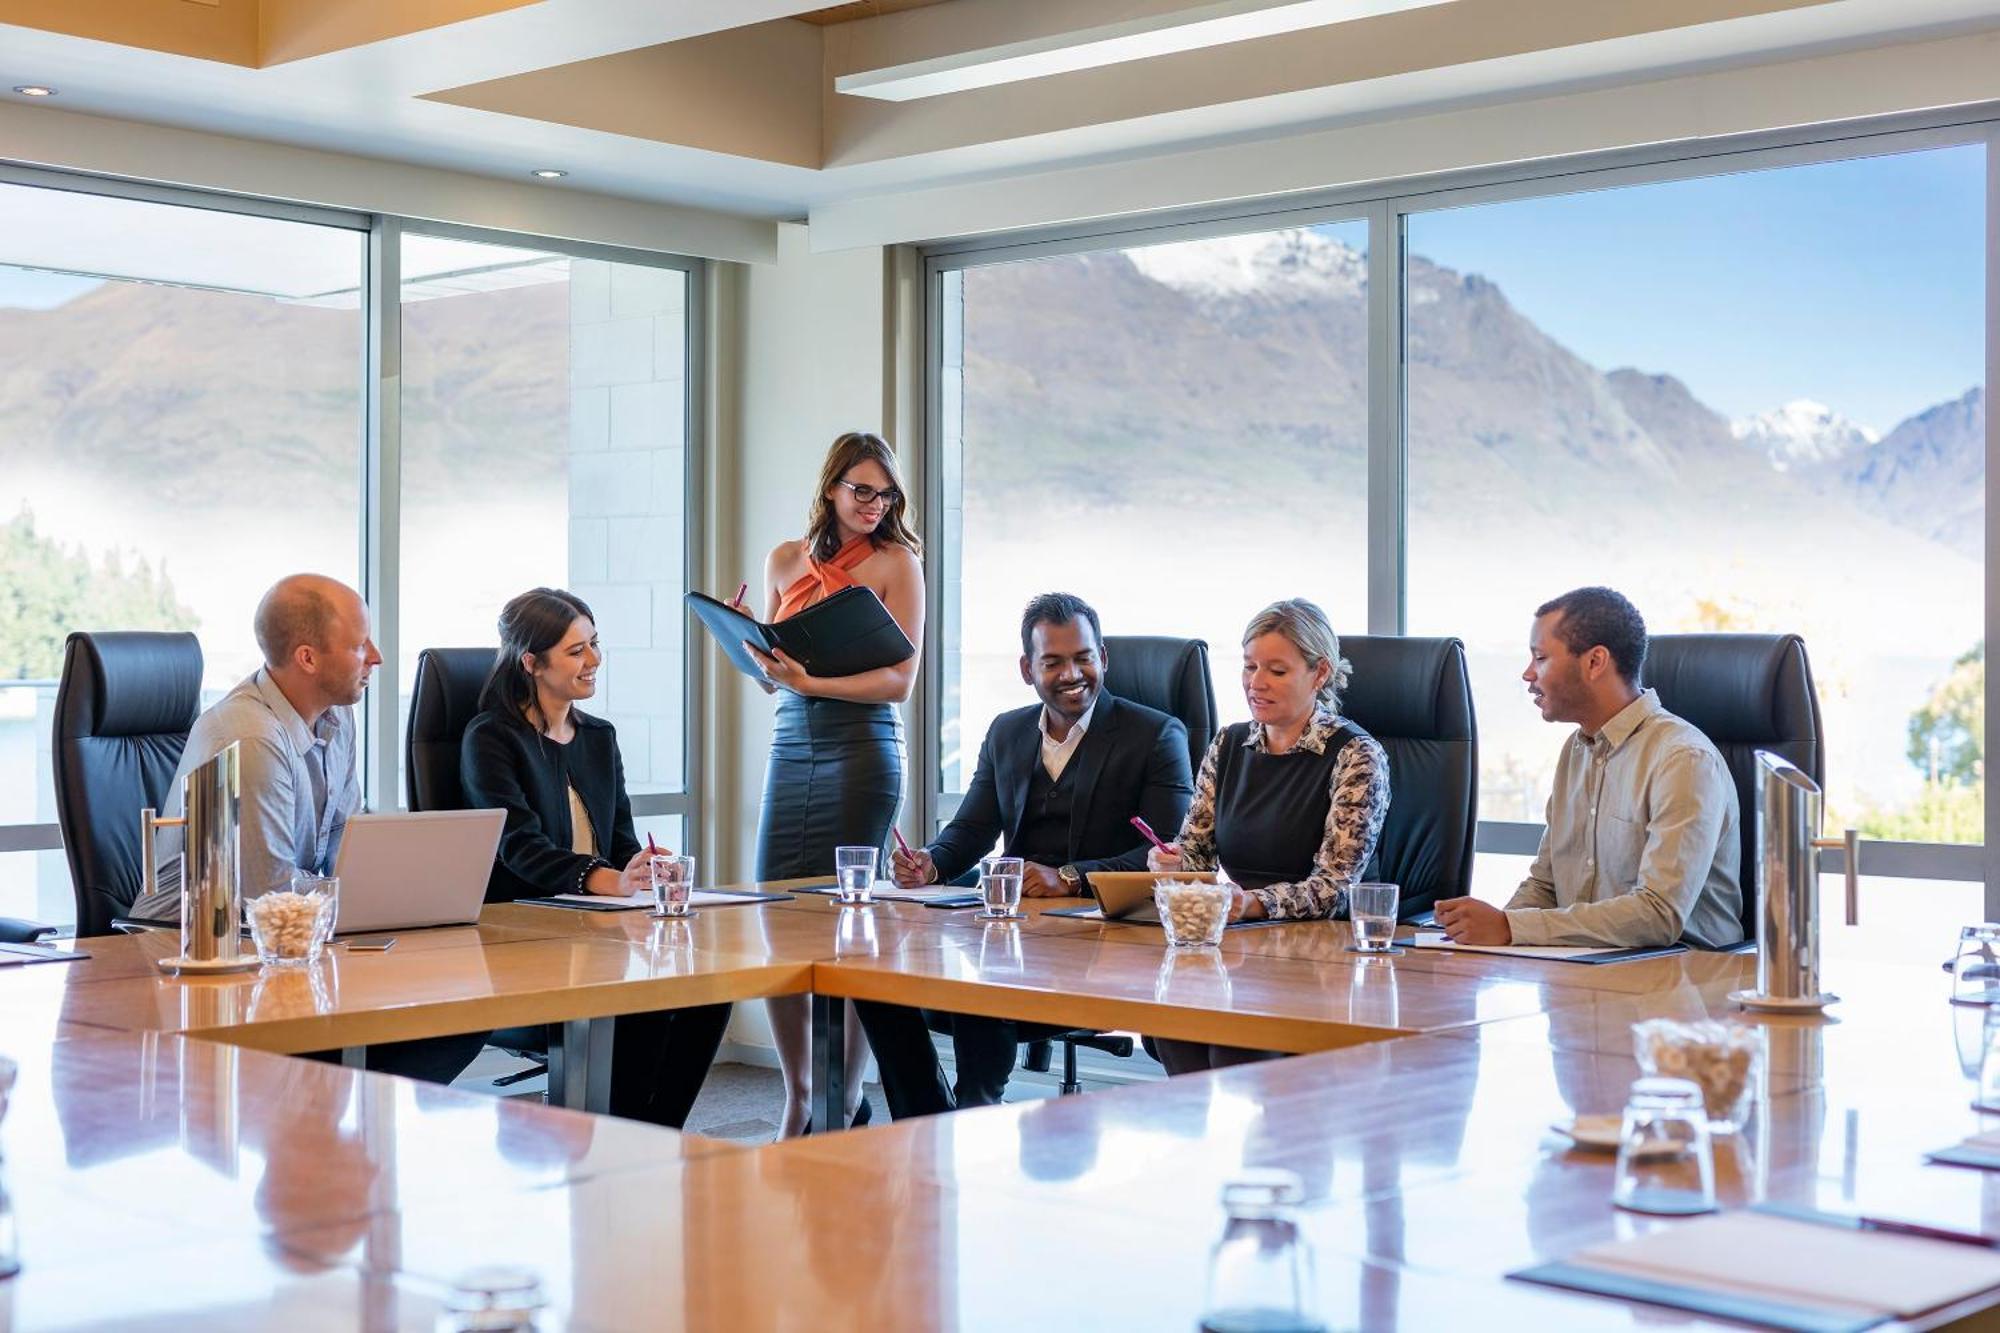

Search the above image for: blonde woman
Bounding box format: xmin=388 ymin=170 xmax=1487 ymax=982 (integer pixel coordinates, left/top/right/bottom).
xmin=749 ymin=431 xmax=923 ymax=1136
xmin=1148 ymin=598 xmax=1390 ymax=1071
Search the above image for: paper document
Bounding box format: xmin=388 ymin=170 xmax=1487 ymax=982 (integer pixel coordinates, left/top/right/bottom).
xmin=1411 ymin=930 xmax=1625 ymax=960
xmin=1572 ymin=1210 xmax=2000 ymax=1319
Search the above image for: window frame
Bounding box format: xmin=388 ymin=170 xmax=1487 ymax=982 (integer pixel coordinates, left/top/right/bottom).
xmin=922 ymin=108 xmax=2000 ymax=907
xmin=0 ymin=175 xmax=706 ymax=909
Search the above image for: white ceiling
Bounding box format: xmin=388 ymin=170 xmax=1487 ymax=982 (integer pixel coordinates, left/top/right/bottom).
xmin=0 ymin=0 xmax=1996 ymax=226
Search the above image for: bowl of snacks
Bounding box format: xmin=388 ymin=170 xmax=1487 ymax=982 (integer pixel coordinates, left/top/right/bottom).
xmin=1633 ymin=1017 xmax=1762 ymax=1133
xmin=1154 ymin=879 xmax=1232 ymax=949
xmin=245 ymin=880 xmax=338 ymax=967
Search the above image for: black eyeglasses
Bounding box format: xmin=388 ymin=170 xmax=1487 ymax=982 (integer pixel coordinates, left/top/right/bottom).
xmin=836 ymin=480 xmax=901 ymax=507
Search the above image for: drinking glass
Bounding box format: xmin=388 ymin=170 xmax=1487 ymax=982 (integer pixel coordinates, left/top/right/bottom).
xmin=1346 ymin=881 xmax=1402 ymax=954
xmin=438 ymin=1263 xmax=551 ymax=1333
xmin=977 ymin=855 xmax=1025 ymax=919
xmin=1201 ymin=1169 xmax=1328 ymax=1333
xmin=834 ymin=846 xmax=878 ymax=904
xmin=1612 ymin=1077 xmax=1717 ymax=1216
xmin=649 ymin=853 xmax=696 ymax=918
xmin=1973 ymin=1009 xmax=2000 ymax=1111
xmin=1952 ymin=925 xmax=2000 ymax=1005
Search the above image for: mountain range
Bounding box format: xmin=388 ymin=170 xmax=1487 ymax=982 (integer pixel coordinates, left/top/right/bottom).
xmin=960 ymin=228 xmax=1983 ymax=560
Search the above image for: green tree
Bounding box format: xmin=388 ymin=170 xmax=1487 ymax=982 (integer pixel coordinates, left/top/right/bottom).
xmin=0 ymin=509 xmax=199 ymax=679
xmin=1908 ymin=641 xmax=1984 ymax=785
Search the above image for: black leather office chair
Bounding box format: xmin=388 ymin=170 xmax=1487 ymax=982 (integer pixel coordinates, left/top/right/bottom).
xmin=50 ymin=631 xmax=203 ymax=937
xmin=1338 ymin=636 xmax=1478 ymax=918
xmin=1099 ymin=635 xmax=1217 ymax=776
xmin=407 ymin=647 xmax=548 ymax=1084
xmin=1021 ymin=634 xmax=1219 ymax=1094
xmin=406 ymin=647 xmax=500 ymax=813
xmin=1643 ymin=633 xmax=1822 ymax=942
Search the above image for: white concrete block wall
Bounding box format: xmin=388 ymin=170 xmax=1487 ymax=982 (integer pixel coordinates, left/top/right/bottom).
xmin=569 ymin=257 xmax=689 ymax=795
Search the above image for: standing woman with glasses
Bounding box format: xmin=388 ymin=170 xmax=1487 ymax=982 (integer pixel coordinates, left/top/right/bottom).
xmin=750 ymin=431 xmax=924 ymax=1137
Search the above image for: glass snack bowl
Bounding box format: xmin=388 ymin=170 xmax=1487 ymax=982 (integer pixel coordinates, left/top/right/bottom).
xmin=1633 ymin=1017 xmax=1762 ymax=1133
xmin=1155 ymin=879 xmax=1232 ymax=948
xmin=245 ymin=881 xmax=338 ymax=967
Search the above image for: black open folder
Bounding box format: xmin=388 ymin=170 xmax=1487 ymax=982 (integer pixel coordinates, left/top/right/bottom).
xmin=687 ymin=586 xmax=915 ymax=681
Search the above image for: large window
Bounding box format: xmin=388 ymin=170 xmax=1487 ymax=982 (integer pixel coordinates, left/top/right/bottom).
xmin=937 ymin=221 xmax=1369 ymax=792
xmin=396 ymin=234 xmax=692 ymax=806
xmin=0 ymin=180 xmax=364 ymax=925
xmin=931 ymin=126 xmax=1989 ymax=899
xmin=1404 ymin=145 xmax=1984 ymax=844
xmin=0 ymin=183 xmax=700 ymax=931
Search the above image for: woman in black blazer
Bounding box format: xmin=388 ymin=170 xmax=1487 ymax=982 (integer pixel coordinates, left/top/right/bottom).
xmin=461 ymin=587 xmax=728 ymax=1128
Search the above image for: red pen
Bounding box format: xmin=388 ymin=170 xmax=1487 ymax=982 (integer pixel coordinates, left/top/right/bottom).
xmin=1130 ymin=815 xmax=1168 ymax=852
xmin=647 ymin=833 xmax=661 ymax=858
xmin=892 ymin=827 xmax=913 ymax=857
xmin=730 ymin=581 xmax=748 ymax=611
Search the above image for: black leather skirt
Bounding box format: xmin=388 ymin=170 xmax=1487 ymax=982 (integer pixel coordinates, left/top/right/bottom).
xmin=755 ymin=693 xmax=904 ymax=880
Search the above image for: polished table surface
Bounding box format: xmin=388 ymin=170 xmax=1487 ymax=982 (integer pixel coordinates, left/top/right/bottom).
xmin=4 ymin=887 xmax=1998 ymax=1329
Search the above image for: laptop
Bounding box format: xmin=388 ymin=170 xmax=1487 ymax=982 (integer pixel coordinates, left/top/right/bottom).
xmin=331 ymin=808 xmax=504 ymax=934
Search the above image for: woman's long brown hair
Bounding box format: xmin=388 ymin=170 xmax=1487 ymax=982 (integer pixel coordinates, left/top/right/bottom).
xmin=804 ymin=431 xmax=922 ymax=562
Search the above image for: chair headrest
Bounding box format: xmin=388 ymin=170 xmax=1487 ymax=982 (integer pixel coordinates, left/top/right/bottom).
xmin=1643 ymin=634 xmax=1817 ymax=745
xmin=1338 ymin=636 xmax=1474 ymax=740
xmin=411 ymin=648 xmax=497 ymax=742
xmin=70 ymin=632 xmax=203 ymax=738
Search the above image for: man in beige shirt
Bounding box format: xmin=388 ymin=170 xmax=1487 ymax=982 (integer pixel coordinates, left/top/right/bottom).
xmin=1434 ymin=587 xmax=1743 ymax=950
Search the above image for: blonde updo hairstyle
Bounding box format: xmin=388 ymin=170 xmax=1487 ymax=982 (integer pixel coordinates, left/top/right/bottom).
xmin=1242 ymin=598 xmax=1351 ymax=710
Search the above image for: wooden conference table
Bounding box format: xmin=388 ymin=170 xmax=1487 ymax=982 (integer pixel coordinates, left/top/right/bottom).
xmin=0 ymin=884 xmax=1993 ymax=1330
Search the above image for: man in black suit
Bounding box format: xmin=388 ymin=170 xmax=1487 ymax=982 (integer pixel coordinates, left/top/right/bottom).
xmin=858 ymin=592 xmax=1194 ymax=1118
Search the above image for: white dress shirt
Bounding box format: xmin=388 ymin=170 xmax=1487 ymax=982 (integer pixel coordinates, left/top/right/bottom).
xmin=1039 ymin=699 xmax=1095 ymax=782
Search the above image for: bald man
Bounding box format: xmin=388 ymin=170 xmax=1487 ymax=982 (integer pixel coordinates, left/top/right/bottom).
xmin=131 ymin=575 xmax=484 ymax=1085
xmin=132 ymin=574 xmax=380 ymax=922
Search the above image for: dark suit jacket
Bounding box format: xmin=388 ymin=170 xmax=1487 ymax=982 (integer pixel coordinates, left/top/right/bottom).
xmin=461 ymin=708 xmax=641 ymax=903
xmin=930 ymin=693 xmax=1194 ymax=886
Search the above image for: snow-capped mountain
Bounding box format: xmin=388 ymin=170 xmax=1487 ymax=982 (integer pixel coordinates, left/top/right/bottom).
xmin=1126 ymin=228 xmax=1364 ymax=301
xmin=1731 ymin=399 xmax=1879 ymax=470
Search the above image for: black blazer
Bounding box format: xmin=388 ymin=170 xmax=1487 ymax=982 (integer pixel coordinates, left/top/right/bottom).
xmin=461 ymin=708 xmax=641 ymax=903
xmin=930 ymin=693 xmax=1193 ymax=886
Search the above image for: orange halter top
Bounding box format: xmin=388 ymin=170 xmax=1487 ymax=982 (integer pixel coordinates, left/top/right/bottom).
xmin=774 ymin=534 xmax=875 ymax=622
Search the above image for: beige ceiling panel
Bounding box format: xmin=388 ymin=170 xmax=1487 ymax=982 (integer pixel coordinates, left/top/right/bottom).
xmin=422 ymin=22 xmax=824 ymax=168
xmin=260 ymin=0 xmax=546 ymax=66
xmin=0 ymin=0 xmax=259 ymax=66
xmin=822 ymin=0 xmax=1841 ymax=165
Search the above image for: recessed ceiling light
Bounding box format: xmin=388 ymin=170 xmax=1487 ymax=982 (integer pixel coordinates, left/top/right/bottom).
xmin=530 ymin=169 xmax=567 ymax=179
xmin=12 ymin=86 xmax=57 ymax=98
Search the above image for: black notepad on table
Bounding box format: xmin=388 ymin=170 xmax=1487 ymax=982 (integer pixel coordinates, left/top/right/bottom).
xmin=687 ymin=587 xmax=914 ymax=681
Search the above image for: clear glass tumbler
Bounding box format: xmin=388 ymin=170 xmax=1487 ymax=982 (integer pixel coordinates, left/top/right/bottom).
xmin=649 ymin=853 xmax=695 ymax=918
xmin=437 ymin=1263 xmax=552 ymax=1332
xmin=1612 ymin=1076 xmax=1717 ymax=1216
xmin=834 ymin=846 xmax=878 ymax=904
xmin=977 ymin=855 xmax=1025 ymax=919
xmin=1953 ymin=925 xmax=2000 ymax=1006
xmin=1973 ymin=1009 xmax=2000 ymax=1111
xmin=1200 ymin=1169 xmax=1328 ymax=1333
xmin=1346 ymin=881 xmax=1402 ymax=954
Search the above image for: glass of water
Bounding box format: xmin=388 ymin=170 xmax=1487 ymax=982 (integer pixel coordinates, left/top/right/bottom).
xmin=649 ymin=853 xmax=695 ymax=918
xmin=1953 ymin=925 xmax=2000 ymax=1005
xmin=1345 ymin=881 xmax=1402 ymax=954
xmin=834 ymin=846 xmax=878 ymax=904
xmin=977 ymin=855 xmax=1025 ymax=919
xmin=1612 ymin=1076 xmax=1717 ymax=1216
xmin=1200 ymin=1169 xmax=1326 ymax=1333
